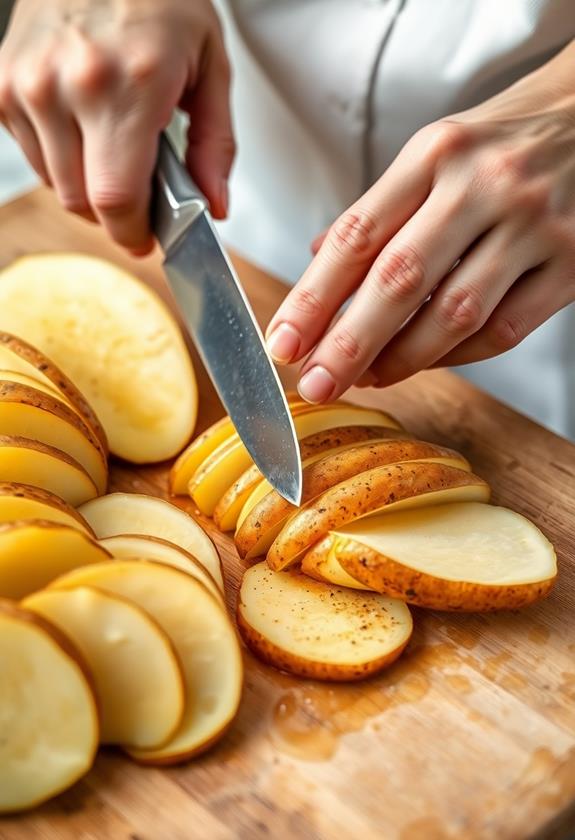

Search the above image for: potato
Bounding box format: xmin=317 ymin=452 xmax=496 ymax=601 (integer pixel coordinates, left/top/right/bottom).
xmin=237 ymin=562 xmax=413 ymax=681
xmin=189 ymin=403 xmax=403 ymax=516
xmin=0 ymin=435 xmax=98 ymax=506
xmin=0 ymin=600 xmax=98 ymax=813
xmin=0 ymin=381 xmax=108 ymax=494
xmin=0 ymin=368 xmax=77 ymax=406
xmin=0 ymin=482 xmax=94 ymax=535
xmin=80 ymin=493 xmax=224 ymax=591
xmin=213 ymin=424 xmax=412 ymax=532
xmin=99 ymin=534 xmax=224 ymax=605
xmin=50 ymin=561 xmax=243 ymax=763
xmin=0 ymin=332 xmax=107 ymax=453
xmin=301 ymin=535 xmax=373 ymax=590
xmin=0 ymin=520 xmax=111 ymax=599
xmin=24 ymin=587 xmax=185 ymax=749
xmin=0 ymin=254 xmax=197 ymax=462
xmin=267 ymin=462 xmax=490 ymax=571
xmin=331 ymin=502 xmax=557 ymax=611
xmin=236 ymin=439 xmax=471 ymax=561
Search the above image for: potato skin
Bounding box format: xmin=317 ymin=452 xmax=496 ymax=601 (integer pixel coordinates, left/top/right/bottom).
xmin=237 ymin=441 xmax=470 ymax=560
xmin=266 ymin=462 xmax=489 ymax=571
xmin=337 ymin=540 xmax=557 ymax=612
xmin=236 ymin=605 xmax=410 ymax=682
xmin=0 ymin=481 xmax=95 ymax=535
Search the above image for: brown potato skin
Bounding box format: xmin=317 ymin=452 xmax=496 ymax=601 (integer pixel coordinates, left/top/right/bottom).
xmin=0 ymin=332 xmax=107 ymax=454
xmin=336 ymin=539 xmax=556 ymax=612
xmin=236 ymin=441 xmax=470 ymax=559
xmin=236 ymin=605 xmax=410 ymax=682
xmin=265 ymin=461 xmax=487 ymax=571
xmin=0 ymin=481 xmax=95 ymax=535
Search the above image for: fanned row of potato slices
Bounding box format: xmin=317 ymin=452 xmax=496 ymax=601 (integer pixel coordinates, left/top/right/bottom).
xmin=172 ymin=395 xmax=557 ymax=681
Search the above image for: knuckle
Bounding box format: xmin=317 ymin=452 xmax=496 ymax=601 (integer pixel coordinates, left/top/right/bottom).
xmin=435 ymin=286 xmax=485 ymax=334
xmin=370 ymin=245 xmax=426 ymax=303
xmin=68 ymin=49 xmax=113 ymax=96
xmin=124 ymin=49 xmax=163 ymax=85
xmin=289 ymin=286 xmax=326 ymax=319
xmin=327 ymin=210 xmax=377 ymax=263
xmin=487 ymin=314 xmax=527 ymax=352
xmin=331 ymin=326 xmax=363 ymax=362
xmin=422 ymin=120 xmax=472 ymax=161
xmin=477 ymin=150 xmax=526 ymax=196
xmin=89 ymin=187 xmax=138 ymax=217
xmin=17 ymin=69 xmax=55 ymax=108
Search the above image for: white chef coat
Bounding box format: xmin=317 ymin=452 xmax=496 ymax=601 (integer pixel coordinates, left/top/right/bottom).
xmin=215 ymin=0 xmax=575 ymax=438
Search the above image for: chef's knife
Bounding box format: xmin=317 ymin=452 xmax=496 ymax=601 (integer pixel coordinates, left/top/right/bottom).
xmin=153 ymin=132 xmax=302 ymax=506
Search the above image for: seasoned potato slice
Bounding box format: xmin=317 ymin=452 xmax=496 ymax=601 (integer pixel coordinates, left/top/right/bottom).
xmin=237 ymin=563 xmax=412 ymax=681
xmin=24 ymin=587 xmax=185 ymax=748
xmin=267 ymin=462 xmax=490 ymax=571
xmin=0 ymin=600 xmax=98 ymax=813
xmin=332 ymin=502 xmax=557 ymax=611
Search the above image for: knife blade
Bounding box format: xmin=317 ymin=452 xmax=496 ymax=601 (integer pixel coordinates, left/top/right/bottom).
xmin=153 ymin=133 xmax=302 ymax=506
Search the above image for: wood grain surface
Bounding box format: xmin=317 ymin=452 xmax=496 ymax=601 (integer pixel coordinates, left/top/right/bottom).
xmin=0 ymin=189 xmax=574 ymax=840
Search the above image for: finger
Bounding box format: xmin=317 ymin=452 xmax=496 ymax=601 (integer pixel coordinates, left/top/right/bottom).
xmin=431 ymin=261 xmax=572 ymax=368
xmin=184 ymin=36 xmax=235 ymax=220
xmin=311 ymin=229 xmax=328 ymax=255
xmin=369 ymin=222 xmax=551 ymax=387
xmin=0 ymin=82 xmax=50 ymax=183
xmin=296 ymin=181 xmax=496 ymax=402
xmin=265 ymin=130 xmax=441 ymax=365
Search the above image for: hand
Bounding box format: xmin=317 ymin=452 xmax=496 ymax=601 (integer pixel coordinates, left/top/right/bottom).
xmin=266 ymin=41 xmax=575 ymax=402
xmin=0 ymin=0 xmax=234 ymax=254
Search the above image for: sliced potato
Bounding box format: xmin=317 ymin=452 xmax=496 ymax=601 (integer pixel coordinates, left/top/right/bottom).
xmin=50 ymin=561 xmax=243 ymax=763
xmin=301 ymin=536 xmax=373 ymax=590
xmin=0 ymin=368 xmax=75 ymax=406
xmin=99 ymin=534 xmax=223 ymax=604
xmin=331 ymin=502 xmax=557 ymax=611
xmin=267 ymin=462 xmax=490 ymax=571
xmin=0 ymin=520 xmax=111 ymax=599
xmin=213 ymin=424 xmax=412 ymax=532
xmin=237 ymin=562 xmax=413 ymax=681
xmin=24 ymin=587 xmax=185 ymax=748
xmin=0 ymin=254 xmax=197 ymax=462
xmin=0 ymin=482 xmax=94 ymax=535
xmin=0 ymin=435 xmax=98 ymax=506
xmin=236 ymin=440 xmax=471 ymax=561
xmin=0 ymin=331 xmax=107 ymax=453
xmin=79 ymin=493 xmax=224 ymax=591
xmin=190 ymin=404 xmax=404 ymax=516
xmin=0 ymin=600 xmax=98 ymax=813
xmin=0 ymin=382 xmax=108 ymax=494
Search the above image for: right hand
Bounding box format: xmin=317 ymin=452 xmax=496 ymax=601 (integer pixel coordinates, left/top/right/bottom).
xmin=0 ymin=0 xmax=235 ymax=254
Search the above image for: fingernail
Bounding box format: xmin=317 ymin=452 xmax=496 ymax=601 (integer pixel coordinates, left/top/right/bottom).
xmin=298 ymin=366 xmax=336 ymax=404
xmin=220 ymin=180 xmax=229 ymax=217
xmin=266 ymin=322 xmax=301 ymax=364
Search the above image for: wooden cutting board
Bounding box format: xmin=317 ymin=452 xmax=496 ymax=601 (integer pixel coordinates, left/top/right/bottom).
xmin=0 ymin=189 xmax=574 ymax=840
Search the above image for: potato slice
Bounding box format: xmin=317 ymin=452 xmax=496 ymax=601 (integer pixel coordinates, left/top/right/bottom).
xmin=237 ymin=563 xmax=412 ymax=681
xmin=330 ymin=502 xmax=557 ymax=611
xmin=49 ymin=561 xmax=243 ymax=763
xmin=24 ymin=587 xmax=185 ymax=748
xmin=0 ymin=254 xmax=197 ymax=462
xmin=0 ymin=435 xmax=98 ymax=506
xmin=80 ymin=493 xmax=224 ymax=591
xmin=267 ymin=462 xmax=490 ymax=571
xmin=236 ymin=440 xmax=471 ymax=561
xmin=189 ymin=404 xmax=403 ymax=516
xmin=0 ymin=482 xmax=94 ymax=534
xmin=0 ymin=520 xmax=111 ymax=599
xmin=0 ymin=332 xmax=107 ymax=453
xmin=99 ymin=534 xmax=224 ymax=605
xmin=0 ymin=600 xmax=98 ymax=813
xmin=213 ymin=424 xmax=412 ymax=532
xmin=301 ymin=535 xmax=373 ymax=590
xmin=0 ymin=368 xmax=75 ymax=405
xmin=0 ymin=382 xmax=108 ymax=494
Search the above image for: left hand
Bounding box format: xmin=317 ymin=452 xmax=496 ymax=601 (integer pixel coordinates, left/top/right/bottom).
xmin=266 ymin=40 xmax=575 ymax=403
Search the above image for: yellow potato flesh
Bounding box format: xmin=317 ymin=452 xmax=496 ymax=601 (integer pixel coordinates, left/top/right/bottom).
xmin=24 ymin=587 xmax=185 ymax=749
xmin=0 ymin=369 xmax=73 ymax=406
xmin=301 ymin=540 xmax=372 ymax=590
xmin=0 ymin=487 xmax=92 ymax=534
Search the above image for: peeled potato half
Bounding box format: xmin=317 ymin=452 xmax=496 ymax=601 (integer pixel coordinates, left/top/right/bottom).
xmin=50 ymin=561 xmax=243 ymax=763
xmin=0 ymin=600 xmax=98 ymax=813
xmin=99 ymin=533 xmax=224 ymax=604
xmin=0 ymin=520 xmax=111 ymax=599
xmin=24 ymin=587 xmax=185 ymax=748
xmin=237 ymin=563 xmax=413 ymax=681
xmin=267 ymin=462 xmax=490 ymax=571
xmin=236 ymin=440 xmax=471 ymax=561
xmin=0 ymin=482 xmax=94 ymax=534
xmin=0 ymin=254 xmax=197 ymax=462
xmin=330 ymin=502 xmax=557 ymax=611
xmin=80 ymin=493 xmax=224 ymax=591
xmin=0 ymin=435 xmax=98 ymax=506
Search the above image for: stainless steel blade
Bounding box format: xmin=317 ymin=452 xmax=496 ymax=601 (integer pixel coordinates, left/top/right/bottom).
xmin=164 ymin=212 xmax=302 ymax=505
